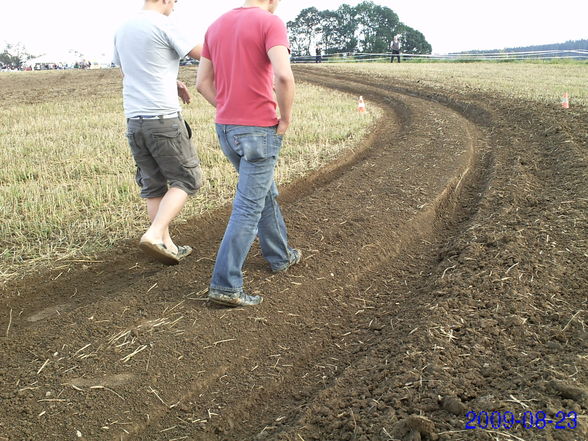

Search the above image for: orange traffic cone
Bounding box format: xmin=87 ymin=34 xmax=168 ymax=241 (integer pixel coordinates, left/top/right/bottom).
xmin=561 ymin=92 xmax=569 ymax=109
xmin=357 ymin=96 xmax=366 ymax=113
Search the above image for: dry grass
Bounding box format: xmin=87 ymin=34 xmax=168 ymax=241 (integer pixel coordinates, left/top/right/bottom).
xmin=0 ymin=67 xmax=379 ymax=280
xmin=318 ymin=62 xmax=588 ymax=107
xmin=4 ymin=61 xmax=583 ymax=282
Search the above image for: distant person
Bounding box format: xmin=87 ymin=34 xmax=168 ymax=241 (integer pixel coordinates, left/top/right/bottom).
xmin=390 ymin=36 xmax=401 ymax=63
xmin=315 ymin=45 xmax=322 ymax=63
xmin=196 ymin=0 xmax=300 ymax=307
xmin=113 ymin=0 xmax=203 ymax=265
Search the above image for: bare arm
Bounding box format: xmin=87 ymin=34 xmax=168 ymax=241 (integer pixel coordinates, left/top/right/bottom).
xmin=187 ymin=44 xmax=202 ymax=61
xmin=177 ymin=44 xmax=202 ymax=104
xmin=195 ymin=57 xmax=217 ymax=108
xmin=268 ymin=45 xmax=295 ymax=135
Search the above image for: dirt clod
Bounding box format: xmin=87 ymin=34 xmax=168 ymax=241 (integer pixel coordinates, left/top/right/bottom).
xmin=392 ymin=415 xmax=437 ymax=441
xmin=440 ymin=396 xmax=466 ymax=416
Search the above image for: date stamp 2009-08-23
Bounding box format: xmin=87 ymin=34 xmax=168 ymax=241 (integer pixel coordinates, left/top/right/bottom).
xmin=465 ymin=410 xmax=577 ymax=430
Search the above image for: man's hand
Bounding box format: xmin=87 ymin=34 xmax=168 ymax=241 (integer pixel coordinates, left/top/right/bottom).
xmin=177 ymin=80 xmax=191 ymax=104
xmin=276 ymin=119 xmax=289 ymax=136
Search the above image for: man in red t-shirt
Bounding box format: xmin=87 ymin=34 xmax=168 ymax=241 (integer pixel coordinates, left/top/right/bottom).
xmin=197 ymin=0 xmax=301 ymax=307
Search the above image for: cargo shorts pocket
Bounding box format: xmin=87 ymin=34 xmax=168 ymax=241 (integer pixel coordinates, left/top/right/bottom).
xmin=151 ymin=127 xmax=182 ymax=157
xmin=126 ymin=132 xmax=143 ymax=158
xmin=179 ymin=155 xmax=203 ymax=193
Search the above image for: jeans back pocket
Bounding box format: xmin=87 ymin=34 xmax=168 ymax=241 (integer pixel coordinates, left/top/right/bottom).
xmin=234 ymin=133 xmax=268 ymax=162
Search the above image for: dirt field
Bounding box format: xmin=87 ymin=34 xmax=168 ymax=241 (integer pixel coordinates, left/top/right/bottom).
xmin=0 ymin=65 xmax=586 ymax=441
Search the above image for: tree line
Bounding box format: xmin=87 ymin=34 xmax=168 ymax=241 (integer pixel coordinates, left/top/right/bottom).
xmin=287 ymin=1 xmax=431 ymax=56
xmin=0 ymin=43 xmax=34 ymax=69
xmin=506 ymin=39 xmax=588 ymax=52
xmin=461 ymin=39 xmax=588 ymax=55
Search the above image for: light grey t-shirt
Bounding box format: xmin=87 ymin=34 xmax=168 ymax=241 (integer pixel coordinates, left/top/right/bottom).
xmin=113 ymin=10 xmax=195 ymax=118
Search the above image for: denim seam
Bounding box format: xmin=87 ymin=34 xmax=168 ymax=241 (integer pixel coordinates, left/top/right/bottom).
xmin=209 ymin=285 xmax=243 ymax=294
xmin=269 ymin=196 xmax=291 ymax=270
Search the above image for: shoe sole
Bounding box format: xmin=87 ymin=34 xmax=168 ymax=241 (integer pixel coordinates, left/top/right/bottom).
xmin=139 ymin=241 xmax=179 ymax=265
xmin=208 ymin=293 xmax=263 ymax=307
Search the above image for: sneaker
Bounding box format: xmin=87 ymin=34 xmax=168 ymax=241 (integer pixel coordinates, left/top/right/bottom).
xmin=175 ymin=245 xmax=192 ymax=261
xmin=273 ymin=249 xmax=302 ymax=273
xmin=208 ymin=289 xmax=263 ymax=307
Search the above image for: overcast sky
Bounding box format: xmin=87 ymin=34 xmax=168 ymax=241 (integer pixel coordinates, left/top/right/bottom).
xmin=1 ymin=0 xmax=587 ymax=61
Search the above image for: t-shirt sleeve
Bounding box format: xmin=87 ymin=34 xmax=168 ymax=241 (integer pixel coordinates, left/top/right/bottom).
xmin=265 ymin=16 xmax=290 ymax=54
xmin=161 ymin=20 xmax=197 ymax=58
xmin=112 ymin=36 xmax=121 ymax=66
xmin=201 ymin=32 xmax=211 ymax=59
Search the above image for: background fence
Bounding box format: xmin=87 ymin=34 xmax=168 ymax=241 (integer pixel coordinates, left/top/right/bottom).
xmin=293 ymin=49 xmax=588 ymax=63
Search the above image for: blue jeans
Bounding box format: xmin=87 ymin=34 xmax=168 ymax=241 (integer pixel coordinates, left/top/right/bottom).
xmin=210 ymin=124 xmax=296 ymax=293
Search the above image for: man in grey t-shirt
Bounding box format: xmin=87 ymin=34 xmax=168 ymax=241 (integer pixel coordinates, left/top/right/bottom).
xmin=113 ymin=0 xmax=203 ymax=265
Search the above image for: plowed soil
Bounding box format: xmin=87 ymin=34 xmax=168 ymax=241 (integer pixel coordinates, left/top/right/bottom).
xmin=1 ymin=65 xmax=587 ymax=441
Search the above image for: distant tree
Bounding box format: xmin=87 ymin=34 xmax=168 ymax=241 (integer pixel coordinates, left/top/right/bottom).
xmin=353 ymin=1 xmax=401 ymax=53
xmin=0 ymin=43 xmax=35 ymax=69
xmin=398 ymin=26 xmax=432 ymax=54
xmin=503 ymin=39 xmax=588 ymax=53
xmin=461 ymin=39 xmax=588 ymax=54
xmin=287 ymin=1 xmax=431 ymax=56
xmin=287 ymin=7 xmax=322 ymax=55
xmin=319 ymin=5 xmax=358 ymax=54
xmin=318 ymin=10 xmax=348 ymax=54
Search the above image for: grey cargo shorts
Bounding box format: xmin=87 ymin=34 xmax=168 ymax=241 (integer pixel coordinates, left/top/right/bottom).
xmin=126 ymin=115 xmax=203 ymax=198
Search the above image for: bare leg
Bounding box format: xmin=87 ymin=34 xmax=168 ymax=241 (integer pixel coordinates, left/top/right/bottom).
xmin=145 ymin=196 xmax=172 ymax=250
xmin=141 ymin=187 xmax=188 ymax=254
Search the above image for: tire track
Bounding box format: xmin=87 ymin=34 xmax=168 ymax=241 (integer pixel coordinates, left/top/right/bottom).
xmin=121 ymin=70 xmax=489 ymax=440
xmin=0 ymin=68 xmax=489 ymax=441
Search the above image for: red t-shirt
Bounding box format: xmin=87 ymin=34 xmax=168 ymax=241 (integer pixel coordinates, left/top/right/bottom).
xmin=201 ymin=7 xmax=290 ymax=126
